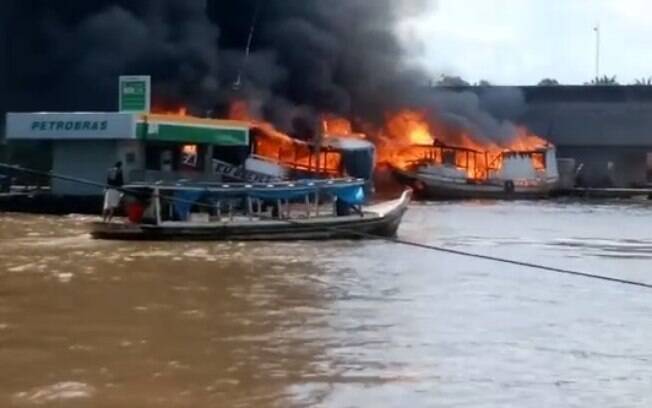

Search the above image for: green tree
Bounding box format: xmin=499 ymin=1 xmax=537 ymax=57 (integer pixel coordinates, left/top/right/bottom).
xmin=585 ymin=75 xmax=619 ymax=85
xmin=436 ymin=75 xmax=470 ymax=87
xmin=537 ymin=78 xmax=560 ymax=86
xmin=633 ymin=77 xmax=652 ymax=85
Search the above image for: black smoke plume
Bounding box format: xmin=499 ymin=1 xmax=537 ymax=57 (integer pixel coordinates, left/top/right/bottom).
xmin=1 ymin=0 xmax=527 ymax=145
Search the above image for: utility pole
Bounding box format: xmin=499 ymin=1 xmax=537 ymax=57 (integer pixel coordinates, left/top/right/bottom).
xmin=594 ymin=24 xmax=600 ymax=80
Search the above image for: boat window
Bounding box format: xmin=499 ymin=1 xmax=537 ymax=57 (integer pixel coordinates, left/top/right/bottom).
xmin=455 ymin=150 xmax=472 ymax=169
xmin=532 ymin=152 xmax=546 ymax=170
xmin=442 ymin=149 xmax=456 ymax=166
xmin=145 ymin=143 xmax=206 ymax=172
xmin=181 ymin=145 xmax=198 ymax=168
xmin=146 ymin=143 xmax=178 ymax=171
xmin=179 ymin=144 xmax=205 ymax=172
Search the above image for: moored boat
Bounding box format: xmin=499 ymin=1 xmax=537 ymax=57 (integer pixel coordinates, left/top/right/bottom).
xmin=392 ymin=143 xmax=559 ymax=199
xmin=90 ymin=178 xmax=411 ymax=241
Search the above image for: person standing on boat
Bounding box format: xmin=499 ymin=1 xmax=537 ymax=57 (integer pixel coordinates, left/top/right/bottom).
xmin=102 ymin=161 xmax=124 ymax=223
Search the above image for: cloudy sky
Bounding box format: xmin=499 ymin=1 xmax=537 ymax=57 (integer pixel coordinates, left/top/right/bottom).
xmin=400 ymin=0 xmax=652 ymax=85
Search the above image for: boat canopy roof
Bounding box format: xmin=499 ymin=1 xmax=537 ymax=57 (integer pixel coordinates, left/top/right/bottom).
xmin=322 ymin=137 xmax=375 ymax=152
xmin=124 ymin=178 xmax=367 ymax=204
xmin=406 ymin=142 xmax=551 ymax=156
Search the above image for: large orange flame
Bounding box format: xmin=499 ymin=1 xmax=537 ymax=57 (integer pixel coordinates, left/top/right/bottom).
xmin=322 ymin=115 xmax=353 ymax=135
xmin=376 ymin=109 xmax=549 ymax=180
xmin=150 ymin=100 xmax=550 ymax=182
xmin=228 ymin=101 xmax=343 ymax=175
xmin=321 ymin=114 xmax=368 ymax=141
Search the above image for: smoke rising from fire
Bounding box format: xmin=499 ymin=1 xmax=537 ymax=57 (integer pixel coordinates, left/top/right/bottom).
xmin=1 ymin=0 xmax=532 ymax=147
xmin=2 ymin=0 xmax=222 ymax=114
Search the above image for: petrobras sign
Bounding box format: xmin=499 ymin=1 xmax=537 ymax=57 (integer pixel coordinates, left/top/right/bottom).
xmin=5 ymin=112 xmax=137 ymax=140
xmin=31 ymin=119 xmax=108 ymax=132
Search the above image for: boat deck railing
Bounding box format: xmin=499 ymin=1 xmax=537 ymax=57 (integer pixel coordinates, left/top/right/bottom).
xmin=122 ymin=178 xmax=368 ymax=225
xmin=125 ymin=177 xmax=366 ymax=192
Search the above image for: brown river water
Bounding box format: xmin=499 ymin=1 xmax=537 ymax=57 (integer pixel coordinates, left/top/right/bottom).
xmin=0 ymin=200 xmax=651 ymax=407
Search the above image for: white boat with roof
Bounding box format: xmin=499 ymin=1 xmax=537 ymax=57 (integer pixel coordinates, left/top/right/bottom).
xmin=393 ymin=143 xmax=559 ymax=199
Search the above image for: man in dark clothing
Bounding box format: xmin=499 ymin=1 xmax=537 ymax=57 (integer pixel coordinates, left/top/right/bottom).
xmin=102 ymin=161 xmax=124 ymax=223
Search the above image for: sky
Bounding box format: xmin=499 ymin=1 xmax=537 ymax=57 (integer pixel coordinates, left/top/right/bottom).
xmin=399 ymin=0 xmax=652 ymax=85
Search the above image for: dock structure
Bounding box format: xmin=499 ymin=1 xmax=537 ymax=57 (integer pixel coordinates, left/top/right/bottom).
xmin=4 ymin=112 xmax=253 ymax=197
xmin=565 ymin=187 xmax=652 ymax=199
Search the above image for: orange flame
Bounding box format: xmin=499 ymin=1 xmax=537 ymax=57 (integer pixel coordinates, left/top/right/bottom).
xmin=322 ymin=115 xmax=353 ymax=135
xmin=152 ymin=105 xmax=188 ymax=116
xmin=228 ymin=100 xmax=250 ymax=121
xmin=321 ymin=114 xmax=368 ymax=141
xmin=376 ymin=110 xmax=550 ymax=180
xmin=228 ymin=101 xmax=343 ymax=175
xmin=383 ymin=110 xmax=433 ymax=146
xmin=150 ymin=100 xmax=550 ymax=182
xmin=507 ymin=126 xmax=548 ymax=151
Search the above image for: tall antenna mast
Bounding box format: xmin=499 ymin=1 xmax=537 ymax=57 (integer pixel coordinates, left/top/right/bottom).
xmin=594 ymin=24 xmax=600 ymax=80
xmin=233 ymin=1 xmax=262 ymax=91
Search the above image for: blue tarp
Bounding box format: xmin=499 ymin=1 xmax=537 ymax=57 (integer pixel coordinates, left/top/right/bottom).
xmin=163 ymin=180 xmax=366 ymax=214
xmin=321 ymin=185 xmax=365 ymax=205
xmin=173 ymin=190 xmax=205 ymax=220
xmin=341 ymin=149 xmax=374 ymax=180
xmin=246 ymin=184 xmax=365 ymax=204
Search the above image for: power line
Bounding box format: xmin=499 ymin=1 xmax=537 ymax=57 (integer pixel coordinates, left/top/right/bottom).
xmin=1 ymin=162 xmax=651 ymax=290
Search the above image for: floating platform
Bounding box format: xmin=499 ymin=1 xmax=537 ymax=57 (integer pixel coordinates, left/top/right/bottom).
xmin=563 ymin=188 xmax=652 ymax=199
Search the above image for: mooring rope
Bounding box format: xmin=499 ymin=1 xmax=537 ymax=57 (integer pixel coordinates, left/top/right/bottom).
xmin=1 ymin=162 xmax=650 ymax=290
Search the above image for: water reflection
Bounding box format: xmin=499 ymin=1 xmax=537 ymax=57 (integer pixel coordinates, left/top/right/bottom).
xmin=1 ymin=200 xmax=651 ymax=406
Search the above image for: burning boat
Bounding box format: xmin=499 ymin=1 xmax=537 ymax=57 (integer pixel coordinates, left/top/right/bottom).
xmin=391 ymin=142 xmax=559 ymax=199
xmin=378 ymin=110 xmax=559 ymax=199
xmin=138 ymin=107 xmax=375 ymax=186
xmin=243 ymin=121 xmax=375 ymax=183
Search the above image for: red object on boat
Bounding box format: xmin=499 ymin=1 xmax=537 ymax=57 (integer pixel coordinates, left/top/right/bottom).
xmin=126 ymin=202 xmax=145 ymax=223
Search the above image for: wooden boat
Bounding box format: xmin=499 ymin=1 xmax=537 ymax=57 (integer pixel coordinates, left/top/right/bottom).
xmin=90 ymin=178 xmax=411 ymax=241
xmin=392 ymin=143 xmax=559 ymax=199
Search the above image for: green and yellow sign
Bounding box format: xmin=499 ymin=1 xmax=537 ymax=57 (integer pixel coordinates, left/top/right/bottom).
xmin=119 ymin=75 xmax=151 ymax=113
xmin=137 ymin=122 xmax=249 ymax=146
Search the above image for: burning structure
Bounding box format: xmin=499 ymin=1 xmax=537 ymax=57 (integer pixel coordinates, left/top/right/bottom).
xmin=369 ymin=109 xmax=559 ymax=198
xmin=4 ymin=108 xmax=375 ymax=197
xmin=0 ymin=2 xmax=536 ymax=173
xmin=2 ymin=1 xmax=651 ymax=200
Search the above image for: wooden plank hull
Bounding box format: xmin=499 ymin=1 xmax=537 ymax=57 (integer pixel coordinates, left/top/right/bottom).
xmin=393 ymin=169 xmax=555 ymax=200
xmin=90 ymin=191 xmax=411 ymax=241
